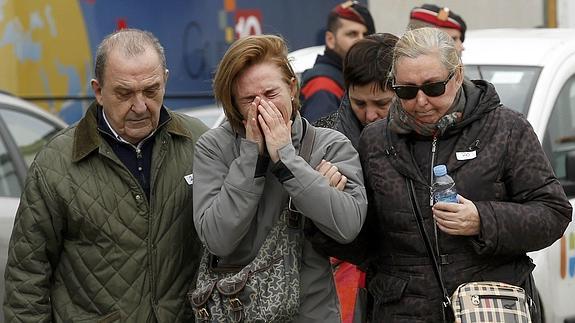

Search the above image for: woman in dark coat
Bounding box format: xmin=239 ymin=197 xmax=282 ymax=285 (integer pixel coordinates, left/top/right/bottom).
xmin=314 ymin=33 xmax=398 ymax=148
xmin=349 ymin=27 xmax=572 ymax=322
xmin=314 ymin=32 xmax=398 ymax=323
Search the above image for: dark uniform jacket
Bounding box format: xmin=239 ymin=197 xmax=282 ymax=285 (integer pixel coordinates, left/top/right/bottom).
xmin=355 ymin=80 xmax=572 ymax=322
xmin=300 ymin=48 xmax=345 ymax=123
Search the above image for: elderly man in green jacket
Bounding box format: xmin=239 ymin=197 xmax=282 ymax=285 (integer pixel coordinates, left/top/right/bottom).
xmin=3 ymin=28 xmax=208 ymax=322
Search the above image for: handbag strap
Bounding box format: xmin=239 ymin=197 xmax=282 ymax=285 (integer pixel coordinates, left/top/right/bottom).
xmin=287 ymin=118 xmax=316 ymax=228
xmin=300 ymin=118 xmax=315 ymax=163
xmin=406 ymin=178 xmax=453 ymax=316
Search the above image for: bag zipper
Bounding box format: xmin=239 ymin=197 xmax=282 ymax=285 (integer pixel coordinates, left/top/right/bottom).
xmin=471 ymin=294 xmax=519 ymax=306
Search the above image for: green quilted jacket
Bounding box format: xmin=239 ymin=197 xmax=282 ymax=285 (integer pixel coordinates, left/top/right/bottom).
xmin=4 ymin=103 xmax=208 ymax=322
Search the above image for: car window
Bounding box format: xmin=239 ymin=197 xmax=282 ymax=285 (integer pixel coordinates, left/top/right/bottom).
xmin=0 ymin=108 xmax=61 ymax=167
xmin=543 ymin=75 xmax=575 ymax=181
xmin=183 ymin=105 xmax=226 ymax=129
xmin=196 ymin=114 xmax=221 ymax=129
xmin=465 ymin=65 xmax=541 ymax=115
xmin=0 ymin=136 xmax=20 ymax=197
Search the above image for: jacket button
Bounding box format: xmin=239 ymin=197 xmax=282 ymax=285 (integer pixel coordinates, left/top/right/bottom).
xmin=135 ymin=195 xmax=141 ymax=201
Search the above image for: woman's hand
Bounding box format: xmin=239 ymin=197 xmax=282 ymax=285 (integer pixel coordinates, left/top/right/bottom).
xmin=432 ymin=195 xmax=480 ymax=236
xmin=242 ymin=97 xmax=264 ymax=155
xmin=316 ymin=159 xmax=347 ymax=191
xmin=257 ymin=99 xmax=292 ymax=163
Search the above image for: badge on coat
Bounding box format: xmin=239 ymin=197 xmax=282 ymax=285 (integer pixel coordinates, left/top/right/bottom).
xmin=456 ymin=151 xmax=477 ymax=161
xmin=184 ymin=173 xmax=194 ymax=185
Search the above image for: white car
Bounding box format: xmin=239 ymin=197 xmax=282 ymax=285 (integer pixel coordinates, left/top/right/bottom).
xmin=179 ymin=47 xmax=326 ymax=129
xmin=179 ymin=46 xmax=327 ymax=128
xmin=288 ymin=29 xmax=575 ymax=323
xmin=463 ymin=28 xmax=575 ymax=323
xmin=0 ymin=92 xmax=67 ymax=321
xmin=288 ymin=45 xmax=324 ymax=79
xmin=181 ymin=104 xmax=226 ymax=129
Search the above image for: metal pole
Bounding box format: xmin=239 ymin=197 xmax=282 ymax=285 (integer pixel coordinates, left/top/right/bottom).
xmin=547 ymin=0 xmax=558 ymax=27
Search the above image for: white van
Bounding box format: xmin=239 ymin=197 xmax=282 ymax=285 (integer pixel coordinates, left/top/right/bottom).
xmin=463 ymin=28 xmax=575 ymax=323
xmin=289 ymin=28 xmax=575 ymax=323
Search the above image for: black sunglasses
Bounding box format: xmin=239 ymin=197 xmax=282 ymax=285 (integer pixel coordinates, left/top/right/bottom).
xmin=392 ymin=72 xmax=455 ymax=100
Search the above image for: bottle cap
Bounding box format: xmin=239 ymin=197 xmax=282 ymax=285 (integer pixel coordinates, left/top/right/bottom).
xmin=433 ymin=164 xmax=447 ymax=176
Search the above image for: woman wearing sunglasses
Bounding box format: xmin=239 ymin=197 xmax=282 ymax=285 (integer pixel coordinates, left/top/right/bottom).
xmin=344 ymin=27 xmax=571 ymax=322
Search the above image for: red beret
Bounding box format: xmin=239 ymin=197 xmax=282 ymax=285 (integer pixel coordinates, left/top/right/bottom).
xmin=410 ymin=4 xmax=467 ymax=41
xmin=331 ymin=1 xmax=375 ymax=35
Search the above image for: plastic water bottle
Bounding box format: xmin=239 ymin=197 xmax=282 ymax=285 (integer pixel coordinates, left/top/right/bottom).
xmin=432 ymin=165 xmax=458 ymax=204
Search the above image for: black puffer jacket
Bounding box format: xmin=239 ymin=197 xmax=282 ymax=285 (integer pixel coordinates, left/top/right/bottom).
xmin=356 ymin=80 xmax=572 ymax=322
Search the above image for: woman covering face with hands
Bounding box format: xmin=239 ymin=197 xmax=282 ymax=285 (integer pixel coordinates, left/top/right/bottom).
xmin=192 ymin=35 xmax=367 ymax=322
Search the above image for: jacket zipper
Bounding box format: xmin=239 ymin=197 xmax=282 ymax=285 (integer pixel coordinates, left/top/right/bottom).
xmin=97 ymin=128 xmax=158 ymax=309
xmin=429 ymin=134 xmax=443 ymax=270
xmin=429 ymin=135 xmax=438 ymax=206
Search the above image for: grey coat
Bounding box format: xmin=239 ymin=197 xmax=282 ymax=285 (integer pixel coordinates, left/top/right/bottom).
xmin=193 ymin=114 xmax=368 ymax=322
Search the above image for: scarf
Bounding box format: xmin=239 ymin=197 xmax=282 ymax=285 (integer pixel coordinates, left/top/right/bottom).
xmin=388 ymin=88 xmax=465 ymax=137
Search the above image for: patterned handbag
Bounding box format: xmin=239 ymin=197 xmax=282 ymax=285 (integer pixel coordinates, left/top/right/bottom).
xmin=188 ymin=120 xmax=316 ymax=323
xmin=408 ymin=178 xmax=534 ymax=323
xmin=189 ymin=207 xmax=304 ymax=322
xmin=451 ymin=281 xmax=532 ymax=323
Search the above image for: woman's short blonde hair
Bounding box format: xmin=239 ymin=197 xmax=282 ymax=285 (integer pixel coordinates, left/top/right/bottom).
xmin=213 ymin=35 xmax=300 ymax=132
xmin=392 ymin=27 xmax=461 ymax=79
